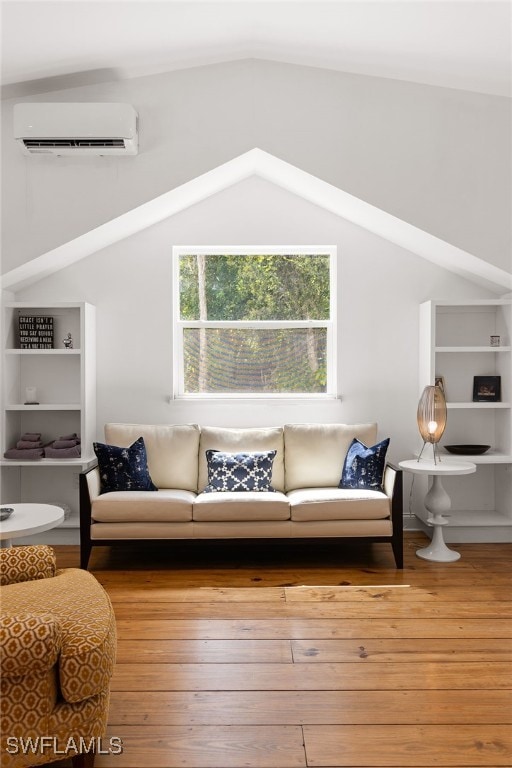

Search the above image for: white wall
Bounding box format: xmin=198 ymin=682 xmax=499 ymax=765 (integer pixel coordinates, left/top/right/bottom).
xmin=2 ymin=59 xmax=510 ymax=275
xmin=15 ymin=176 xmax=493 ymax=467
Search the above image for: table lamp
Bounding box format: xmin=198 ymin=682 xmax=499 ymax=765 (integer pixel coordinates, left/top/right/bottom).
xmin=417 ymin=384 xmax=447 ymax=464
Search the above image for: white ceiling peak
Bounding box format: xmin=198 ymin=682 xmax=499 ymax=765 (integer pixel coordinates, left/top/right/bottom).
xmin=2 ymin=1 xmax=511 ymax=98
xmin=2 ymin=148 xmax=510 ymax=293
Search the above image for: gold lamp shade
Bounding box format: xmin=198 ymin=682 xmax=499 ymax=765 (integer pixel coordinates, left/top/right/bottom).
xmin=417 ymin=384 xmax=447 ymax=463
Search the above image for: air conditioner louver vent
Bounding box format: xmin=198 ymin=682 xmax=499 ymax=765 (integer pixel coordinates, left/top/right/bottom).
xmin=23 ymin=138 xmax=126 ymax=149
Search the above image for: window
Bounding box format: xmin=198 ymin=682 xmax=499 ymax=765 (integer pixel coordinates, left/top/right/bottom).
xmin=173 ymin=246 xmax=336 ymax=398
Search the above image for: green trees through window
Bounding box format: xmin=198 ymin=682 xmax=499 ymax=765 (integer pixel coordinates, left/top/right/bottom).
xmin=175 ymin=249 xmax=335 ymax=396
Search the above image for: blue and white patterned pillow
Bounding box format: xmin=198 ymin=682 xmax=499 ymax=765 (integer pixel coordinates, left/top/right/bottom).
xmin=339 ymin=437 xmax=390 ymax=491
xmin=204 ymin=449 xmax=277 ymax=493
xmin=94 ymin=437 xmax=158 ymax=494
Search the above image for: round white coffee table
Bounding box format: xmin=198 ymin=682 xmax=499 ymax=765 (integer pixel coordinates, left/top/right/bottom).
xmin=0 ymin=504 xmax=64 ymax=547
xmin=399 ymin=459 xmax=476 ymax=562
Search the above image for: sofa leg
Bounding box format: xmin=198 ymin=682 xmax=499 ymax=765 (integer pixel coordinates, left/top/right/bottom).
xmin=392 ymin=538 xmax=404 ymax=569
xmin=72 ymin=752 xmax=95 ymax=768
xmin=80 ymin=541 xmax=92 ymax=570
xmin=79 ymin=471 xmax=94 ymax=569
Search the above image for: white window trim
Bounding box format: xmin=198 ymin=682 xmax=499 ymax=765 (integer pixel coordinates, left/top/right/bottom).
xmin=172 ymin=245 xmax=337 ymax=400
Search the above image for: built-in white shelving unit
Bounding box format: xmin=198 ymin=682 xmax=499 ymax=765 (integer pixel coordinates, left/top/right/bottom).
xmin=418 ymin=299 xmax=512 ymax=542
xmin=1 ymin=302 xmax=96 ymax=540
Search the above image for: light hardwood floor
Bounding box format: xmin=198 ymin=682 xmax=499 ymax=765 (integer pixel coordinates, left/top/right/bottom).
xmin=53 ymin=533 xmax=512 ymax=767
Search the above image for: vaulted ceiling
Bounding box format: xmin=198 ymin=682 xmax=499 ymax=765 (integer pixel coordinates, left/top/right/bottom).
xmin=2 ymin=2 xmax=510 ymax=294
xmin=2 ymin=0 xmax=511 ymax=98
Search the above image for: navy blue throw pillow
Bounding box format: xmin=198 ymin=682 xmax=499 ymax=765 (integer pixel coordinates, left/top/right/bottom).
xmin=94 ymin=437 xmax=158 ymax=494
xmin=339 ymin=438 xmax=390 ymax=491
xmin=204 ymin=449 xmax=277 ymax=493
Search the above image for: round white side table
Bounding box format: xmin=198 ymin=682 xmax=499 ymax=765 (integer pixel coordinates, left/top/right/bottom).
xmin=0 ymin=503 xmax=64 ymax=548
xmin=399 ymin=459 xmax=476 ymax=562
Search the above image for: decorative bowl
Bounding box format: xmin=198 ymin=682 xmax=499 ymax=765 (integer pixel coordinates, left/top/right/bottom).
xmin=0 ymin=507 xmax=14 ymax=521
xmin=444 ymin=445 xmax=491 ymax=455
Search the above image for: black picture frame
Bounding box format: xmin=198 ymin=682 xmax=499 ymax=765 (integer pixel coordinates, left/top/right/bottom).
xmin=472 ymin=375 xmax=501 ymax=403
xmin=18 ymin=315 xmax=54 ymax=349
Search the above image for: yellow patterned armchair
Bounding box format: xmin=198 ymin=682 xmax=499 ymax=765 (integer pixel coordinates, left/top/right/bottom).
xmin=0 ymin=546 xmax=116 ymax=768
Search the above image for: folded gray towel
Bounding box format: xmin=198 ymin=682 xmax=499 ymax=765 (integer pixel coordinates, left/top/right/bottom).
xmin=59 ymin=433 xmax=79 ymax=441
xmin=17 ymin=440 xmax=43 ymax=449
xmin=51 ymin=440 xmax=79 ymax=449
xmin=20 ymin=433 xmax=42 ymax=442
xmin=4 ymin=448 xmax=44 ymax=460
xmin=44 ymin=445 xmax=81 ymax=459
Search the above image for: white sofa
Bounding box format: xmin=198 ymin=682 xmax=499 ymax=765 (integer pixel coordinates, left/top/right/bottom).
xmin=79 ymin=423 xmax=403 ymax=568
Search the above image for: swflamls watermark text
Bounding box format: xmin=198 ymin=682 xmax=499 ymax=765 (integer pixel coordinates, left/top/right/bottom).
xmin=5 ymin=736 xmax=123 ymax=756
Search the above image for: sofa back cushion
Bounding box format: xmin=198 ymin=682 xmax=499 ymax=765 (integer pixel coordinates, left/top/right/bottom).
xmin=198 ymin=426 xmax=285 ymax=492
xmin=284 ymin=423 xmax=378 ymax=491
xmin=104 ymin=424 xmax=200 ymax=491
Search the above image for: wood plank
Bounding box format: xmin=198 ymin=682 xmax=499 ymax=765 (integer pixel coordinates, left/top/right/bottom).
xmin=115 ymin=617 xmax=512 ymax=640
xmin=96 ymin=581 xmax=286 ymax=602
xmin=291 ymin=638 xmax=511 ymax=663
xmin=111 ymin=662 xmax=512 ymax=691
xmin=115 ymin=637 xmax=510 ymax=665
xmin=303 ymin=725 xmax=512 ymax=766
xmin=111 ymin=600 xmax=512 ymax=620
xmin=108 ymin=689 xmax=512 ymax=726
xmin=92 ymin=564 xmax=512 ymax=588
xmin=116 ymin=639 xmax=292 ymax=664
xmin=100 ymin=569 xmax=512 ymax=588
xmin=471 ymin=558 xmax=512 ymax=570
xmin=284 ymin=585 xmax=512 ymax=602
xmin=93 ymin=726 xmax=306 ymax=767
xmin=101 ymin=580 xmax=512 ymax=603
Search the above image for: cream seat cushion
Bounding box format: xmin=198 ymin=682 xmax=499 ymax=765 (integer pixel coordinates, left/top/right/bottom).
xmin=92 ymin=489 xmax=195 ymax=522
xmin=193 ymin=491 xmax=290 ymax=522
xmin=284 ymin=423 xmax=378 ymax=491
xmin=288 ymin=487 xmax=390 ymax=521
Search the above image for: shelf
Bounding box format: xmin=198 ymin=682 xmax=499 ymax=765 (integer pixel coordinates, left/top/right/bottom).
xmin=430 ymin=300 xmax=511 ymax=307
xmin=435 ymin=346 xmax=511 ymax=353
xmin=5 ymin=349 xmax=81 ymax=355
xmin=59 ymin=520 xmax=80 ymax=529
xmin=447 ymin=402 xmax=510 ymax=409
xmin=5 ymin=404 xmax=81 ymax=411
xmin=440 ymin=451 xmax=512 ymax=464
xmin=448 ymin=510 xmax=512 ymax=527
xmin=419 ymin=299 xmax=512 ymax=542
xmin=2 ymin=302 xmax=96 ymax=546
xmin=417 ymin=508 xmax=512 ymax=528
xmin=0 ymin=458 xmax=96 ymax=468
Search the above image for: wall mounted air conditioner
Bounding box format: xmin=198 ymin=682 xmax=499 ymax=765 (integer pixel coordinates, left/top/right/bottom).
xmin=13 ymin=103 xmax=138 ymax=156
